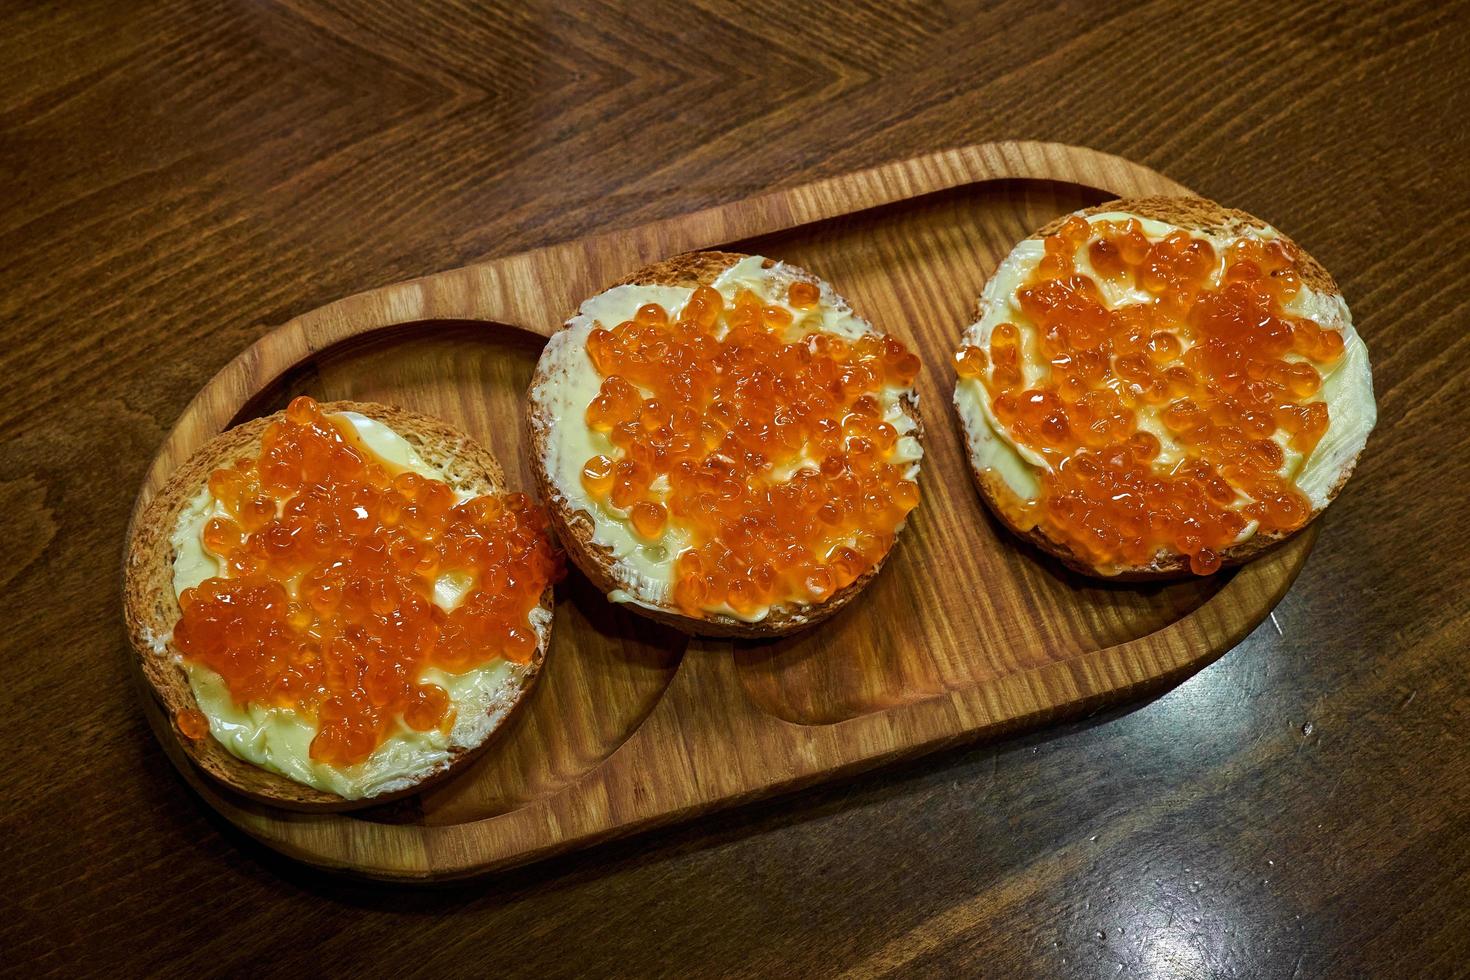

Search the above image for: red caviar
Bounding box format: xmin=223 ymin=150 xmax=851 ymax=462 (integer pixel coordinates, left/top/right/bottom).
xmin=581 ymin=279 xmax=922 ymax=618
xmin=958 ymin=215 xmax=1345 ymax=574
xmin=175 ymin=707 xmax=209 ymax=740
xmin=173 ymin=396 xmax=560 ymax=767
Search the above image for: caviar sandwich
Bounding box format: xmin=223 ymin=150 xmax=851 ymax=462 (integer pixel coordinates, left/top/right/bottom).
xmin=527 ymin=251 xmax=924 ymax=636
xmin=953 ymin=198 xmax=1375 ymax=578
xmin=124 ymin=397 xmax=560 ymax=808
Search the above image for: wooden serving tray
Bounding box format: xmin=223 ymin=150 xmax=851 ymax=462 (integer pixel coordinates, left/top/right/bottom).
xmin=128 ymin=141 xmax=1314 ymax=880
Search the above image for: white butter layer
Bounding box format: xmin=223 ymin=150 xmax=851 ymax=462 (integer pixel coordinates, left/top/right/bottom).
xmin=954 ymin=210 xmax=1377 ymax=529
xmin=168 ymin=410 xmax=542 ymax=800
xmin=532 ymin=255 xmax=923 ymax=622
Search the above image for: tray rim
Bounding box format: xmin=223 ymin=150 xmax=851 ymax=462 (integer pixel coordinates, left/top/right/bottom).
xmin=125 ymin=139 xmax=1317 ymax=880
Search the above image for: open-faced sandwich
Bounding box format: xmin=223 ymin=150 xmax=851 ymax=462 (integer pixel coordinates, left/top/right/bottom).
xmin=123 ymin=397 xmax=559 ymax=809
xmin=527 ymin=251 xmax=924 ymax=636
xmin=953 ymin=197 xmax=1376 ymax=578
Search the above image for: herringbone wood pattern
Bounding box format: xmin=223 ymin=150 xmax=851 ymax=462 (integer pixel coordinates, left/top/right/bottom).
xmin=4 ymin=1 xmax=1469 ymax=977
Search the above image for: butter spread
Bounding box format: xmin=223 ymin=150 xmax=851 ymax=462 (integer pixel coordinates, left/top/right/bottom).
xmin=532 ymin=256 xmax=922 ymax=621
xmin=168 ymin=410 xmax=544 ymax=799
xmin=954 ymin=212 xmax=1376 ymax=526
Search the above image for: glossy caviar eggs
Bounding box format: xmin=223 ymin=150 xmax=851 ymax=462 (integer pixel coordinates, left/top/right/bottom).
xmin=957 ymin=216 xmax=1345 ymax=575
xmin=172 ymin=397 xmax=560 ymax=767
xmin=580 ymin=281 xmax=922 ymax=618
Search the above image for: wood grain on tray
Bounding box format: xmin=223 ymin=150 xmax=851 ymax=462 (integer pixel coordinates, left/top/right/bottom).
xmin=9 ymin=1 xmax=1467 ymax=974
xmin=126 ymin=142 xmax=1315 ymax=878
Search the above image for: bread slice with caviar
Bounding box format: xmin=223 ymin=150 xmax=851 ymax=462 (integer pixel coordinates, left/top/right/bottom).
xmin=953 ymin=197 xmax=1376 ymax=579
xmin=526 ymin=250 xmax=925 ymax=638
xmin=123 ymin=400 xmax=555 ymax=811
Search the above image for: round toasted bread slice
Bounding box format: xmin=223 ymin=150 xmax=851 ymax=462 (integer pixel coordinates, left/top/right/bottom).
xmin=526 ymin=251 xmax=924 ymax=637
xmin=954 ymin=197 xmax=1376 ymax=579
xmin=123 ymin=400 xmax=553 ymax=811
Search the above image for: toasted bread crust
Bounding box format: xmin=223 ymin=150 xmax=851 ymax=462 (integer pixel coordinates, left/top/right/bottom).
xmin=962 ymin=197 xmax=1366 ymax=580
xmin=122 ymin=401 xmax=552 ymax=811
xmin=526 ymin=251 xmax=923 ymax=637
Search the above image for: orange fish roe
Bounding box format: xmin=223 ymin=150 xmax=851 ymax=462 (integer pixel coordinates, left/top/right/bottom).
xmin=958 ymin=215 xmax=1346 ymax=575
xmin=172 ymin=396 xmax=560 ymax=768
xmin=580 ymin=281 xmax=922 ymax=618
xmin=175 ymin=707 xmax=209 ymax=740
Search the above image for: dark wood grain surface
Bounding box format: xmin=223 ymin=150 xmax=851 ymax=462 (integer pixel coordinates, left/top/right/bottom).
xmin=3 ymin=1 xmax=1468 ymax=976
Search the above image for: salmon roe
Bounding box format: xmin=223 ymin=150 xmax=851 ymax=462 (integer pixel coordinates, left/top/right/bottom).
xmin=580 ymin=281 xmax=922 ymax=618
xmin=172 ymin=396 xmax=561 ymax=768
xmin=175 ymin=707 xmax=209 ymax=740
xmin=956 ymin=215 xmax=1346 ymax=575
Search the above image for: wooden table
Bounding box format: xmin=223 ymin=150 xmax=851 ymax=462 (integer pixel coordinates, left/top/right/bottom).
xmin=5 ymin=2 xmax=1467 ymax=976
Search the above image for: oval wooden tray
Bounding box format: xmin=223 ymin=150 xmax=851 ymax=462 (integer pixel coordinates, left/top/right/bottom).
xmin=126 ymin=140 xmax=1315 ymax=880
